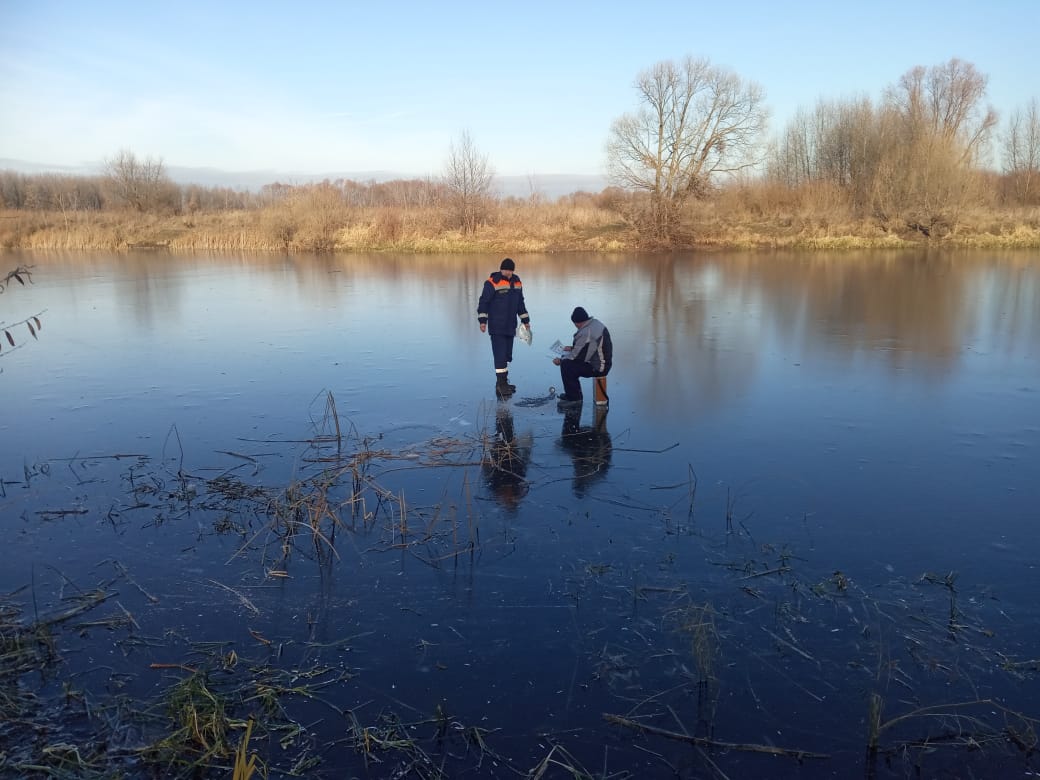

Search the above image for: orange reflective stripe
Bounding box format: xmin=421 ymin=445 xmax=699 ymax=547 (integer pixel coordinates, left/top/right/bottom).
xmin=488 ymin=277 xmax=521 ymax=288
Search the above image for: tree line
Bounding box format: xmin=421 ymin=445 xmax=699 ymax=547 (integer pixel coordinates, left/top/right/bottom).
xmin=766 ymin=60 xmax=1038 ymax=238
xmin=605 ymin=56 xmax=1038 ymax=243
xmin=1 ymin=56 xmax=1037 ymax=248
xmin=0 ymin=163 xmax=452 ymax=217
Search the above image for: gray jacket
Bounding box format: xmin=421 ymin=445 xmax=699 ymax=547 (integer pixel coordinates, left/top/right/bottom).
xmin=562 ymin=318 xmax=612 ymax=374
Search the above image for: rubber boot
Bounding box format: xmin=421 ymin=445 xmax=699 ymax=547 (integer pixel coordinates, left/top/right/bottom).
xmin=495 ymin=372 xmax=515 ymax=399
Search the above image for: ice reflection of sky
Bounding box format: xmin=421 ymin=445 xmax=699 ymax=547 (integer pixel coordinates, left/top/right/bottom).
xmin=3 ymin=248 xmax=1040 ymax=777
xmin=2 ymin=249 xmax=1038 ymax=569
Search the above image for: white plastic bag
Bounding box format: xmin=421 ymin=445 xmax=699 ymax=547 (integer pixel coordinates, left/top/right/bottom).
xmin=518 ymin=323 xmax=532 ymax=345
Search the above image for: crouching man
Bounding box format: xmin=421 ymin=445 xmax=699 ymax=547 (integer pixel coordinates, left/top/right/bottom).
xmin=553 ymin=307 xmax=612 ymax=407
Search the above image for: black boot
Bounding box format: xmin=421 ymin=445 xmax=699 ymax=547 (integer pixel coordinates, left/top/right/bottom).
xmin=495 ymin=372 xmax=515 ymax=399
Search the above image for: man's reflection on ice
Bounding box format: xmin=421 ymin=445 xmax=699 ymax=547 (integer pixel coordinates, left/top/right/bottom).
xmin=481 ymin=405 xmax=533 ymax=511
xmin=558 ymin=404 xmax=612 ymax=496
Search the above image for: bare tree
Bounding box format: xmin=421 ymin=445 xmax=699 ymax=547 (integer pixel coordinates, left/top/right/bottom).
xmin=769 ymin=96 xmax=885 ymax=214
xmin=104 ymin=149 xmax=177 ymax=212
xmin=888 ymin=58 xmax=996 ymax=164
xmin=873 ymin=59 xmax=997 ymax=235
xmin=607 ymin=56 xmax=768 ymax=242
xmin=769 ymin=106 xmax=815 ymax=188
xmin=444 ymin=131 xmax=496 ymax=233
xmin=300 ymin=181 xmax=344 ymax=252
xmin=1003 ymin=98 xmax=1040 ymax=205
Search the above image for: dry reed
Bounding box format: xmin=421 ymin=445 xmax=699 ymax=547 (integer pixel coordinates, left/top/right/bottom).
xmin=6 ymin=196 xmax=1038 ymax=253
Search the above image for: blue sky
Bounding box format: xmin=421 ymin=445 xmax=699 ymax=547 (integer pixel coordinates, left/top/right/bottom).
xmin=1 ymin=0 xmax=1037 ymax=178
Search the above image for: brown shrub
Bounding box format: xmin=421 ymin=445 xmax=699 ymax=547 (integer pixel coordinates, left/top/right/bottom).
xmin=373 ymin=209 xmax=403 ymax=244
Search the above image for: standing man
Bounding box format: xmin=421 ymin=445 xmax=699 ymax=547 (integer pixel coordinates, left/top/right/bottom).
xmin=552 ymin=307 xmax=612 ymax=406
xmin=478 ymin=258 xmax=531 ymax=398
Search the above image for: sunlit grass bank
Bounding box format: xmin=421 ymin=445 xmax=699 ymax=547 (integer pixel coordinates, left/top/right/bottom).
xmin=2 ymin=202 xmax=1039 ymax=253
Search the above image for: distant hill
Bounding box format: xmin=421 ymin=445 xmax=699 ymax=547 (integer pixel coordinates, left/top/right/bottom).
xmin=495 ymin=174 xmax=608 ymax=198
xmin=0 ymin=158 xmax=83 ymax=175
xmin=0 ymin=158 xmax=607 ymax=199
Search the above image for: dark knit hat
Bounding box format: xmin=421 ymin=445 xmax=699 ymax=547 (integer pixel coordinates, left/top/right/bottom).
xmin=500 ymin=258 xmax=515 ymax=271
xmin=571 ymin=306 xmax=590 ymax=323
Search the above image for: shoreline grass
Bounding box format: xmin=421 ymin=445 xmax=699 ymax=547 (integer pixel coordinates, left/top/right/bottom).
xmin=3 ymin=206 xmax=1039 ymax=254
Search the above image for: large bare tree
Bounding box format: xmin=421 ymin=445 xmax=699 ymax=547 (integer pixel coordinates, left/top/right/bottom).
xmin=444 ymin=131 xmax=495 ymax=233
xmin=888 ymin=58 xmax=996 ymax=164
xmin=104 ymin=149 xmax=177 ymax=213
xmin=607 ymin=56 xmax=767 ymax=242
xmin=873 ymin=59 xmax=997 ymax=235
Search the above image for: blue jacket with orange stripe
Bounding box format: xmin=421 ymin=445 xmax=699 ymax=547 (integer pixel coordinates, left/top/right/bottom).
xmin=477 ymin=271 xmax=530 ymax=335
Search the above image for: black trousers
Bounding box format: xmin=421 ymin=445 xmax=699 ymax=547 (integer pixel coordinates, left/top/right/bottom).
xmin=490 ymin=333 xmax=514 ymax=371
xmin=559 ymin=359 xmax=605 ymax=397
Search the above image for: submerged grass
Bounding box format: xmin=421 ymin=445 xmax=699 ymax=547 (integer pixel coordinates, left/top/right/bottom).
xmin=0 ymin=596 xmax=51 ymax=721
xmin=2 ymin=393 xmax=1039 ymax=777
xmin=232 ymin=718 xmax=258 ymax=780
xmin=145 ymin=670 xmax=234 ymax=770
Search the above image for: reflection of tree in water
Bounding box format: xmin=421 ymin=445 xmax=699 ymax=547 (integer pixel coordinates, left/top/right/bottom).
xmin=705 ymin=251 xmax=990 ymax=377
xmin=481 ymin=405 xmax=533 ymax=511
xmin=644 ymin=254 xmax=758 ymax=417
xmin=558 ymin=406 xmax=612 ymax=497
xmin=638 ymin=251 xmax=1019 ymax=418
xmin=123 ymin=253 xmax=184 ymax=330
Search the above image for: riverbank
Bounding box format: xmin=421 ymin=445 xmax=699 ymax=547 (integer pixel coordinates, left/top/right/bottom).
xmin=3 ymin=205 xmax=1040 ymax=253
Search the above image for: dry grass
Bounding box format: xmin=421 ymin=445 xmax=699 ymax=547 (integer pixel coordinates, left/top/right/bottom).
xmin=233 ymin=718 xmax=258 ymax=780
xmin=3 ymin=193 xmax=1039 ymax=253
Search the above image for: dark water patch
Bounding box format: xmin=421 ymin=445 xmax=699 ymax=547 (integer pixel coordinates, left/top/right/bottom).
xmin=2 ymin=402 xmax=1039 ymax=778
